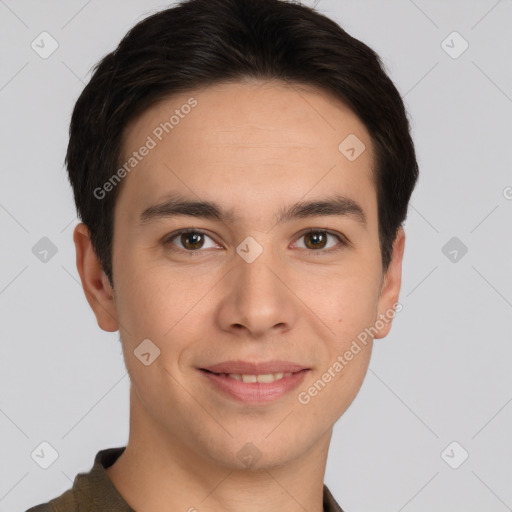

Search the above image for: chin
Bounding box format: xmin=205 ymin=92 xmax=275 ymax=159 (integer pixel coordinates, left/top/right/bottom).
xmin=195 ymin=431 xmax=308 ymax=472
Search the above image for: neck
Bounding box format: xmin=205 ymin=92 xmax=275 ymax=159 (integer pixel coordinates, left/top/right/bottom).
xmin=106 ymin=389 xmax=332 ymax=512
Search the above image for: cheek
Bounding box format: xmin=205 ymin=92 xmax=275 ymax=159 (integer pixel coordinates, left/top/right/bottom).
xmin=114 ymin=257 xmax=217 ymax=373
xmin=317 ymin=270 xmax=381 ymax=340
xmin=114 ymin=248 xmax=181 ymax=325
xmin=116 ymin=275 xmax=171 ymax=339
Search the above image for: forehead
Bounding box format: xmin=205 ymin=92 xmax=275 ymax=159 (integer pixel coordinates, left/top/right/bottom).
xmin=116 ymin=79 xmax=377 ymax=226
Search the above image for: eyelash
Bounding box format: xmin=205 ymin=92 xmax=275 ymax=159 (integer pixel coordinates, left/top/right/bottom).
xmin=162 ymin=228 xmax=349 ymax=256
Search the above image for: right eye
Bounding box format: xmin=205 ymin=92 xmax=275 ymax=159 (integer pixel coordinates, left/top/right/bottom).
xmin=163 ymin=229 xmax=221 ymax=254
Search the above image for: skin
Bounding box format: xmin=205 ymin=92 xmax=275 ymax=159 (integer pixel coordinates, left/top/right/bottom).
xmin=73 ymin=79 xmax=405 ymax=512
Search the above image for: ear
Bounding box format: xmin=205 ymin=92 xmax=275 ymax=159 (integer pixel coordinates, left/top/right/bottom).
xmin=374 ymin=227 xmax=406 ymax=339
xmin=73 ymin=223 xmax=119 ymax=332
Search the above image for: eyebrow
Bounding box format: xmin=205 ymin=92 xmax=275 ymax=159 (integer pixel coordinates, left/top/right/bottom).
xmin=139 ymin=193 xmax=367 ymax=228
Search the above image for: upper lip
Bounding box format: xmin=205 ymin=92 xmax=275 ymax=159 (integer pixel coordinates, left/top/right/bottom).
xmin=201 ymin=360 xmax=309 ymax=375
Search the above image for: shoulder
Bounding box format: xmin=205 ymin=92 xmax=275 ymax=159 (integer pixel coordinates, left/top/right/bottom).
xmin=323 ymin=484 xmax=346 ymax=512
xmin=25 ymin=506 xmax=51 ymax=512
xmin=25 ymin=447 xmax=126 ymax=512
xmin=25 ymin=488 xmax=76 ymax=512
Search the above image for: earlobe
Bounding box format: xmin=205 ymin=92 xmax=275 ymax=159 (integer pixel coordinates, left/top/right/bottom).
xmin=374 ymin=227 xmax=406 ymax=340
xmin=73 ymin=223 xmax=119 ymax=332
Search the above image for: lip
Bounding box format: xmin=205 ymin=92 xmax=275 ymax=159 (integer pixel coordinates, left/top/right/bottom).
xmin=200 ymin=369 xmax=309 ymax=404
xmin=202 ymin=360 xmax=309 ymax=374
xmin=199 ymin=360 xmax=310 ymax=404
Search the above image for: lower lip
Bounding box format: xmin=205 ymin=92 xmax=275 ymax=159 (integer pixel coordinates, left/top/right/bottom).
xmin=200 ymin=369 xmax=309 ymax=404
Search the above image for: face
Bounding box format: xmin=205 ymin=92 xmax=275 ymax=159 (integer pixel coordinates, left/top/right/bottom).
xmin=75 ymin=79 xmax=405 ymax=470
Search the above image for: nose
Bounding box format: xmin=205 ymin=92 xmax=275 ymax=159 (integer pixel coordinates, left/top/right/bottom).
xmin=215 ymin=244 xmax=299 ymax=339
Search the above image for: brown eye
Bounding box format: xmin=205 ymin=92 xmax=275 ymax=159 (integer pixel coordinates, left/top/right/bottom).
xmin=180 ymin=232 xmax=204 ymax=250
xmin=304 ymin=231 xmax=328 ymax=250
xmin=295 ymin=229 xmax=346 ymax=253
xmin=164 ymin=230 xmax=218 ymax=252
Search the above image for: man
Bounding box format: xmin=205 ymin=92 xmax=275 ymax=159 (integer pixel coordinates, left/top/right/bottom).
xmin=27 ymin=0 xmax=418 ymax=510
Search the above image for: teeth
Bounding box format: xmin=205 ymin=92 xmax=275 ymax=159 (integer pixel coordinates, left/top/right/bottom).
xmin=225 ymin=372 xmax=293 ymax=383
xmin=258 ymin=372 xmax=287 ymax=383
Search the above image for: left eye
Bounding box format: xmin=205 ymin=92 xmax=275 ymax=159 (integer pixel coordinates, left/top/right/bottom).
xmin=293 ymin=230 xmax=345 ymax=252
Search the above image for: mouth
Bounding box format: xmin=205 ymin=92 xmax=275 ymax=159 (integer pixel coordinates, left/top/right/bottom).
xmin=198 ymin=362 xmax=310 ymax=404
xmin=200 ymin=368 xmax=298 ymax=383
xmin=200 ymin=360 xmax=309 ymax=375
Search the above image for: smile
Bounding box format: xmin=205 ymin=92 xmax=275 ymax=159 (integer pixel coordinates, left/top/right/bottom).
xmin=213 ymin=372 xmax=293 ymax=383
xmin=199 ymin=368 xmax=309 ymax=404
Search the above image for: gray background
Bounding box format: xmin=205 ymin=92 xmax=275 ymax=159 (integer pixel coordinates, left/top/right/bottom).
xmin=1 ymin=0 xmax=511 ymax=511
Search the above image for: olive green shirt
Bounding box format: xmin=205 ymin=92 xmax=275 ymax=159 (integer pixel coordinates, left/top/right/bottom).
xmin=26 ymin=446 xmax=345 ymax=512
